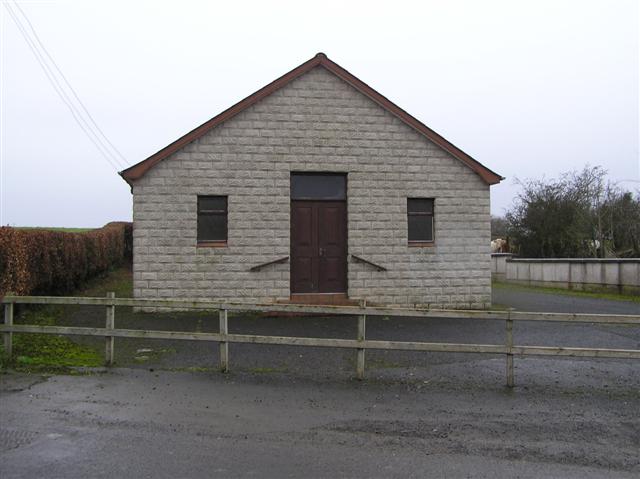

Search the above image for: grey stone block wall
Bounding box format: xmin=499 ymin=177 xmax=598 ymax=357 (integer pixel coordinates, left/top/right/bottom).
xmin=132 ymin=66 xmax=491 ymax=308
xmin=499 ymin=257 xmax=640 ymax=293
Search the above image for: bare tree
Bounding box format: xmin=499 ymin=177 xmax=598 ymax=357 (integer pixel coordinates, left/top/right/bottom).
xmin=505 ymin=166 xmax=640 ymax=258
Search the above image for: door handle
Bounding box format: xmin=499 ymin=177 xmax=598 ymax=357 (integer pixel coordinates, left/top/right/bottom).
xmin=319 ymin=247 xmax=324 ymax=257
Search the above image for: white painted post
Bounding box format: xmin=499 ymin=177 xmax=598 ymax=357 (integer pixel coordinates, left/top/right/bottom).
xmin=4 ymin=300 xmax=14 ymax=359
xmin=356 ymin=299 xmax=366 ymax=380
xmin=105 ymin=292 xmax=115 ymax=366
xmin=219 ymin=309 xmax=229 ymax=373
xmin=506 ymin=312 xmax=514 ymax=388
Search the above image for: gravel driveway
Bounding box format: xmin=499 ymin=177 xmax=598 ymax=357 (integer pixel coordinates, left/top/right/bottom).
xmin=493 ymin=283 xmax=640 ymax=314
xmin=42 ymin=283 xmax=638 ymax=382
xmin=1 ymin=285 xmax=638 ymax=478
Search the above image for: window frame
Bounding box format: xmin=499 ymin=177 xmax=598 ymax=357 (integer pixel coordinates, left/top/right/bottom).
xmin=197 ymin=195 xmax=228 ymax=247
xmin=407 ymin=198 xmax=435 ymax=246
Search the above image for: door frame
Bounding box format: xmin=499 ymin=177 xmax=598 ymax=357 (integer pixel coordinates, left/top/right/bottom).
xmin=289 ymin=173 xmax=348 ymax=298
xmin=290 ymin=199 xmax=348 ymax=296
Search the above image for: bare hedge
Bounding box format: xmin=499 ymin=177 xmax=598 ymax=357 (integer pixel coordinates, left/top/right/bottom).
xmin=0 ymin=222 xmax=132 ymax=296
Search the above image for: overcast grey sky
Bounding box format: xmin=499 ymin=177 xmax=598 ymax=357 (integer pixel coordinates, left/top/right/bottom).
xmin=1 ymin=0 xmax=638 ymax=227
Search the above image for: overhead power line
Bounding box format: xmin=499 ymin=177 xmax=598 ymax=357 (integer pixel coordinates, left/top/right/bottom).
xmin=12 ymin=1 xmax=129 ymax=169
xmin=4 ymin=2 xmax=127 ymax=171
xmin=6 ymin=4 xmax=122 ymax=172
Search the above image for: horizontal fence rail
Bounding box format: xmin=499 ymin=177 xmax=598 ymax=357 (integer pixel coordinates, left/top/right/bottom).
xmin=2 ymin=295 xmax=639 ymax=323
xmin=1 ymin=294 xmax=639 ymax=386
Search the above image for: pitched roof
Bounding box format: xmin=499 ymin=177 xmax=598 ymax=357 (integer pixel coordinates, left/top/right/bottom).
xmin=120 ymin=53 xmax=503 ymax=186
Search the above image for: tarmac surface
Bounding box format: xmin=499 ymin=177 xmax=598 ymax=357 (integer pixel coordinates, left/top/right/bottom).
xmin=1 ymin=287 xmax=639 ymax=478
xmin=492 ymin=283 xmax=640 ymax=315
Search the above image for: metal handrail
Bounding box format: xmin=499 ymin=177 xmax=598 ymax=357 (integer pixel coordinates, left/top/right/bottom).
xmin=249 ymin=256 xmax=289 ymax=272
xmin=350 ymin=254 xmax=387 ymax=272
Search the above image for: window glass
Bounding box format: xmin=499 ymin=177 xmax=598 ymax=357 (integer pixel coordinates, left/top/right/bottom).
xmin=407 ymin=198 xmax=434 ymax=242
xmin=291 ymin=174 xmax=346 ymax=200
xmin=407 ymin=198 xmax=434 ymax=214
xmin=408 ymin=215 xmax=433 ymax=242
xmin=198 ymin=196 xmax=227 ymax=242
xmin=198 ymin=196 xmax=227 ymax=212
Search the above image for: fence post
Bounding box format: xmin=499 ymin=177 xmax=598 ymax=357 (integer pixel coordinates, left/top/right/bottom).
xmin=105 ymin=292 xmax=115 ymax=366
xmin=4 ymin=299 xmax=14 ymax=359
xmin=219 ymin=308 xmax=229 ymax=373
xmin=506 ymin=311 xmax=514 ymax=387
xmin=356 ymin=300 xmax=366 ymax=380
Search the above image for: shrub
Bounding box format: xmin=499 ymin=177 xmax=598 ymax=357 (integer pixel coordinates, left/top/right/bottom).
xmin=0 ymin=222 xmax=132 ymax=296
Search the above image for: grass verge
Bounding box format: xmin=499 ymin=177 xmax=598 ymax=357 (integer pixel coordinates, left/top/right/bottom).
xmin=0 ymin=306 xmax=103 ymax=373
xmin=493 ymin=280 xmax=640 ymax=303
xmin=76 ymin=265 xmax=133 ymax=298
xmin=1 ymin=265 xmax=133 ymax=374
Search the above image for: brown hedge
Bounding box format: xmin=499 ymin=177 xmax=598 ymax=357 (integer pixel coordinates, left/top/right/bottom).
xmin=0 ymin=222 xmax=132 ymax=296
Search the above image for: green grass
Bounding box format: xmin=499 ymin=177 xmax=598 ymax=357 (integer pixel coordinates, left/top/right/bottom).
xmin=15 ymin=226 xmax=94 ymax=233
xmin=77 ymin=266 xmax=133 ymax=298
xmin=493 ymin=280 xmax=640 ymax=303
xmin=0 ymin=307 xmax=103 ymax=373
xmin=1 ymin=265 xmax=133 ymax=374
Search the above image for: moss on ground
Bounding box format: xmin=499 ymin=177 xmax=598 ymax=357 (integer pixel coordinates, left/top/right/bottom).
xmin=1 ymin=265 xmax=134 ymax=374
xmin=0 ymin=306 xmax=103 ymax=373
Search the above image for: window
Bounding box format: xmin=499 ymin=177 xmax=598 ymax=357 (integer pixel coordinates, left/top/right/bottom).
xmin=197 ymin=196 xmax=227 ymax=245
xmin=407 ymin=198 xmax=434 ymax=244
xmin=291 ymin=173 xmax=346 ymax=200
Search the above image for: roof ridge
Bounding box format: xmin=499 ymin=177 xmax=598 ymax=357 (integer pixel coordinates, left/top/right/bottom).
xmin=120 ymin=54 xmax=503 ymax=186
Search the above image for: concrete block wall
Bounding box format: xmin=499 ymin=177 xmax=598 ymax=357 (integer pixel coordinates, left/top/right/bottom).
xmin=492 ymin=256 xmax=640 ymax=294
xmin=132 ymin=66 xmax=492 ymax=309
xmin=490 ymin=253 xmax=514 ymax=281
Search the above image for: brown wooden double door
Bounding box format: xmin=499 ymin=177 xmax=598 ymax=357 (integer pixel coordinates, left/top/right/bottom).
xmin=291 ymin=201 xmax=347 ymax=294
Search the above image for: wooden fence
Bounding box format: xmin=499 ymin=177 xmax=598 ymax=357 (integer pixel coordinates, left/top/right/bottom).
xmin=1 ymin=294 xmax=639 ymax=386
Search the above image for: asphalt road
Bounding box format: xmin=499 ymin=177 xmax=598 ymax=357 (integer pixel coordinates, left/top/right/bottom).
xmin=492 ymin=284 xmax=640 ymax=315
xmin=1 ymin=287 xmax=639 ymax=478
xmin=1 ymin=367 xmax=639 ymax=479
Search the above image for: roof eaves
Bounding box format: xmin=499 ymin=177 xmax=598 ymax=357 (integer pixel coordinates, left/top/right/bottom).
xmin=119 ymin=53 xmax=503 ymax=186
xmin=119 ymin=54 xmax=325 ymax=184
xmin=316 ymin=56 xmax=503 ymax=185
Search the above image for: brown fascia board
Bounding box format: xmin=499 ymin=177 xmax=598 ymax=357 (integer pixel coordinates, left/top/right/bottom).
xmin=119 ymin=53 xmax=504 ymax=186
